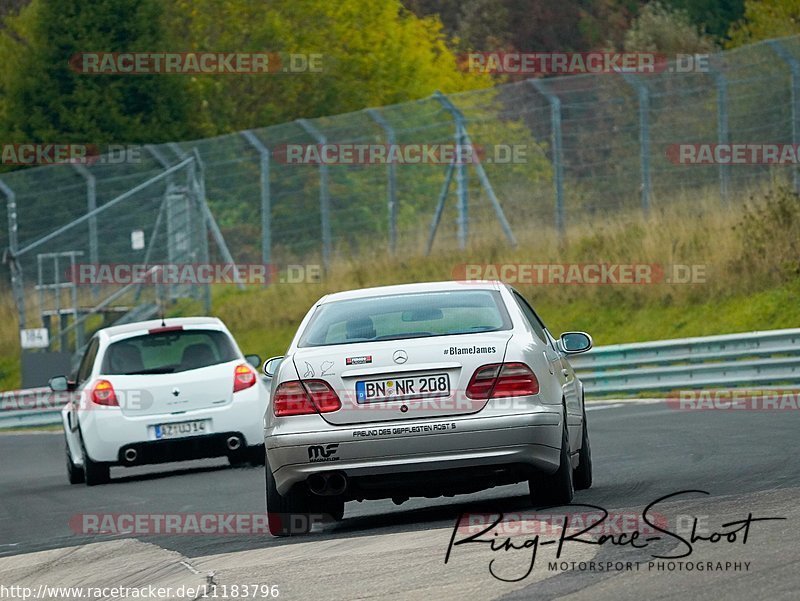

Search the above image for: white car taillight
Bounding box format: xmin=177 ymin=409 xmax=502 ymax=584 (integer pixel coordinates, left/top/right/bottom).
xmin=90 ymin=379 xmax=119 ymax=406
xmin=233 ymin=363 xmax=257 ymax=393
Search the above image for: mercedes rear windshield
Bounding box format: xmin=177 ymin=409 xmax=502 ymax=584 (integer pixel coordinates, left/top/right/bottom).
xmin=298 ymin=289 xmax=512 ymax=347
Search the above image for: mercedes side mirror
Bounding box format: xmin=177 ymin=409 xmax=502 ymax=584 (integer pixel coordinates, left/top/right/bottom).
xmin=559 ymin=332 xmax=593 ymax=354
xmin=262 ymin=356 xmax=284 ymax=378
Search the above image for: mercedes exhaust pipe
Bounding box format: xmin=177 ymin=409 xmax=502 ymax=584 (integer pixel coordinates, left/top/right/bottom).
xmin=327 ymin=472 xmax=348 ymax=496
xmin=226 ymin=436 xmax=242 ymax=451
xmin=123 ymin=448 xmax=138 ymax=463
xmin=307 ymin=473 xmax=328 ymax=495
xmin=307 ymin=472 xmax=348 ymax=496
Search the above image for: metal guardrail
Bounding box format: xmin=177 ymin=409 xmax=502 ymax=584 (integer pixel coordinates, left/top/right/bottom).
xmin=0 ymin=388 xmax=62 ymax=429
xmin=572 ymin=328 xmax=800 ymax=396
xmin=2 ymin=328 xmax=799 ymax=428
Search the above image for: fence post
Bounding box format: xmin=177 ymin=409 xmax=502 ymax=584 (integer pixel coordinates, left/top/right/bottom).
xmin=434 ymin=92 xmax=517 ymax=248
xmin=711 ymin=67 xmax=731 ymax=203
xmin=297 ymin=119 xmax=332 ymax=270
xmin=366 ymin=108 xmax=398 ymax=254
xmin=72 ymin=164 xmax=99 ymax=300
xmin=426 ymin=162 xmax=456 ymax=255
xmin=146 ymin=145 xmax=183 ymax=301
xmin=434 ymin=92 xmax=469 ymax=249
xmin=620 ymin=73 xmax=652 ymax=216
xmin=190 ymin=149 xmax=243 ymax=292
xmin=529 ymin=79 xmax=565 ymax=239
xmin=768 ymin=39 xmax=800 ymax=193
xmin=145 ymin=145 xmax=174 ymax=172
xmin=0 ymin=178 xmax=25 ymax=328
xmin=68 ymin=252 xmax=83 ymax=349
xmin=241 ymin=131 xmax=272 ymax=269
xmin=133 ymin=196 xmax=167 ymax=304
xmin=185 ymin=153 xmax=210 ymax=311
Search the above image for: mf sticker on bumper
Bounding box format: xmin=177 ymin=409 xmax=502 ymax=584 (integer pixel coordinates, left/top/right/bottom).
xmin=308 ymin=443 xmax=340 ymax=462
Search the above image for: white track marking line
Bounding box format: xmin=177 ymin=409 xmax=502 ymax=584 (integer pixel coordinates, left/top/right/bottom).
xmin=586 ymin=403 xmax=624 ymax=411
xmin=179 ymin=560 xmax=201 ymax=575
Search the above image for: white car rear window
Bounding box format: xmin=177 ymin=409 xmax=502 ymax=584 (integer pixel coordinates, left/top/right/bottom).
xmin=101 ymin=329 xmax=238 ymax=375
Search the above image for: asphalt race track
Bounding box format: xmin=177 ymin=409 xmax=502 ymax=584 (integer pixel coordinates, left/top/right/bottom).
xmin=1 ymin=400 xmax=798 ymax=600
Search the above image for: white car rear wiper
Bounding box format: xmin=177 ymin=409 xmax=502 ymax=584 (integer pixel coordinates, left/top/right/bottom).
xmin=125 ymin=366 xmax=176 ymax=375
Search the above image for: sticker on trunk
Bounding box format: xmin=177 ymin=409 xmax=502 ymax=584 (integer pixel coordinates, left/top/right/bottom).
xmin=444 ymin=345 xmax=497 ymax=355
xmin=346 ymin=355 xmax=372 ymax=365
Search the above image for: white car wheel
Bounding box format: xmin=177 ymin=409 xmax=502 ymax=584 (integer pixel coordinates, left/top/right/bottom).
xmin=65 ymin=437 xmax=84 ymax=485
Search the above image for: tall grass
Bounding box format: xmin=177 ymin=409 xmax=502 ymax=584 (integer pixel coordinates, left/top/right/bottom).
xmin=0 ymin=291 xmax=22 ymax=389
xmin=214 ymin=186 xmax=800 ymax=359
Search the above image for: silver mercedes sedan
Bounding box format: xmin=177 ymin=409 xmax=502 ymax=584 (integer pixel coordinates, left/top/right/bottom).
xmin=262 ymin=281 xmax=593 ymax=536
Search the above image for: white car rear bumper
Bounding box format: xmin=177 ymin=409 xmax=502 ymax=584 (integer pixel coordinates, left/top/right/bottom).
xmin=66 ymin=388 xmax=265 ymax=465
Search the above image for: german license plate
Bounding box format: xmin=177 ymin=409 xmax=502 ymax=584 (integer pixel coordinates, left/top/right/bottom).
xmin=153 ymin=419 xmax=208 ymax=440
xmin=355 ymin=373 xmax=450 ymax=403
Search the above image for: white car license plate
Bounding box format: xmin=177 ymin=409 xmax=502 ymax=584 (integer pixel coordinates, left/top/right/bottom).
xmin=355 ymin=373 xmax=450 ymax=403
xmin=152 ymin=419 xmax=209 ymax=440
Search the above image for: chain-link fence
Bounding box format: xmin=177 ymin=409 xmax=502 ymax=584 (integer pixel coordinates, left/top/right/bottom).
xmin=1 ymin=35 xmax=799 ymax=351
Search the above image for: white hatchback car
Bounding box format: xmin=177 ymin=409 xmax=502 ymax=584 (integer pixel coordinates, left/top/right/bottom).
xmin=52 ymin=317 xmax=266 ymax=486
xmin=263 ymin=281 xmax=593 ymax=535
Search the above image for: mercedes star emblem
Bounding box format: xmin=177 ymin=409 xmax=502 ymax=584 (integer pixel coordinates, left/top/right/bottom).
xmin=393 ymin=350 xmax=408 ymax=364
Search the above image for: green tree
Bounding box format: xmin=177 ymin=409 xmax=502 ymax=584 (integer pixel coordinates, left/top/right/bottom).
xmin=0 ymin=0 xmax=196 ymax=144
xmin=727 ymin=0 xmax=800 ymax=46
xmin=624 ymin=2 xmax=718 ymax=53
xmin=662 ymin=0 xmax=745 ymax=40
xmin=456 ymin=0 xmax=511 ymax=51
xmin=405 ymin=0 xmax=641 ymax=52
xmin=165 ymin=0 xmax=491 ymax=135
